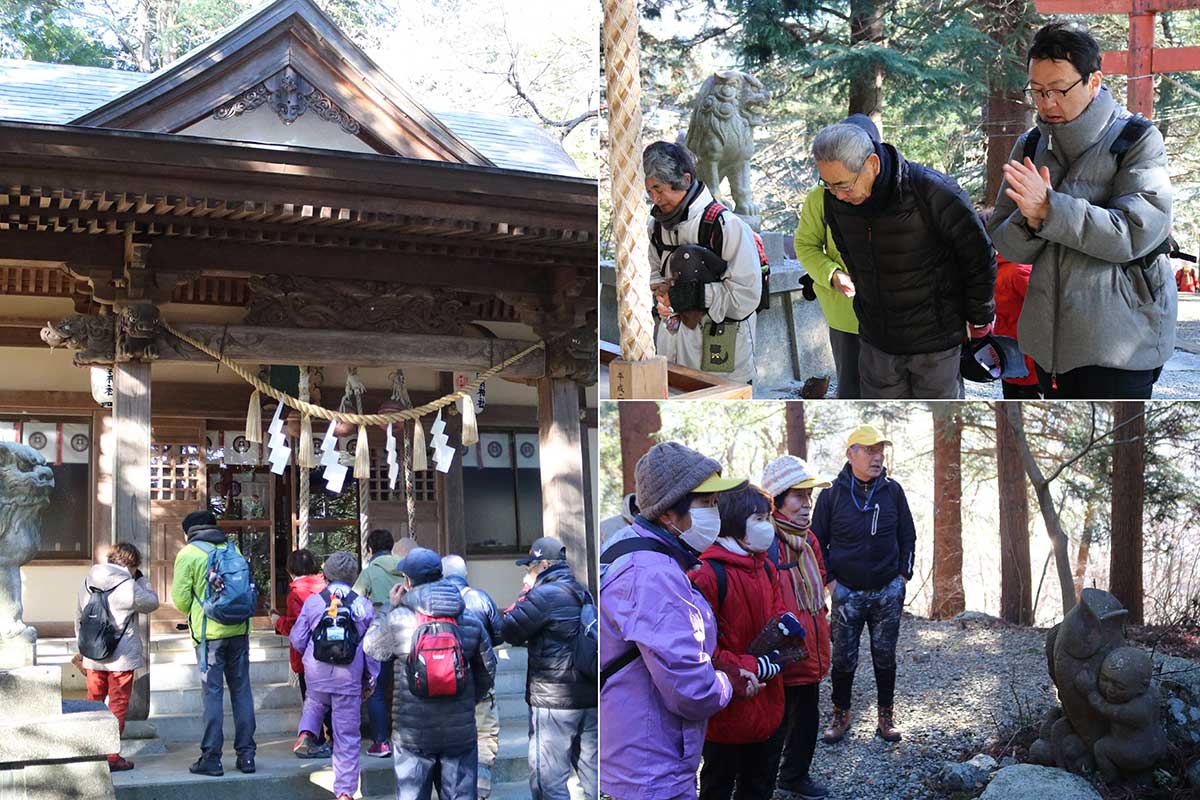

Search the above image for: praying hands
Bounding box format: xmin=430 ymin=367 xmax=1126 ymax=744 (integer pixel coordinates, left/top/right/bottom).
xmin=1002 ymin=157 xmax=1054 ymax=229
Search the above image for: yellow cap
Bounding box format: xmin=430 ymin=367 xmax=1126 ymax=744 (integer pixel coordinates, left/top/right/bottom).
xmin=846 ymin=425 xmax=891 ymax=448
xmin=791 ymin=476 xmax=832 ymax=490
xmin=693 ymin=473 xmax=748 ymax=493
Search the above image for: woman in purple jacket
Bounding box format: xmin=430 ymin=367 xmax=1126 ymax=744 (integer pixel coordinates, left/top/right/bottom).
xmin=289 ymin=551 xmax=380 ymax=800
xmin=599 ymin=441 xmax=750 ymax=800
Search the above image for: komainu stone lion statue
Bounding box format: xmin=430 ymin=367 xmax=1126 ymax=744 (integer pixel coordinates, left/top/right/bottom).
xmin=685 ymin=70 xmax=770 ymax=217
xmin=0 ymin=443 xmax=54 ymax=642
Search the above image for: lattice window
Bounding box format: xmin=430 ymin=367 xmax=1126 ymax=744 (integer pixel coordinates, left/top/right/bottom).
xmin=368 ymin=448 xmax=437 ymax=503
xmin=150 ymin=444 xmax=202 ymax=502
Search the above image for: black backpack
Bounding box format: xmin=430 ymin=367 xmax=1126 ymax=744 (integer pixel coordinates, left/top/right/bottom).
xmin=311 ymin=589 xmax=361 ymax=665
xmin=78 ymin=578 xmax=132 ymax=661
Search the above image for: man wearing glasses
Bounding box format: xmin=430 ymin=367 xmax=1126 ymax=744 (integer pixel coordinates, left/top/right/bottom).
xmin=809 ymin=116 xmax=997 ymax=399
xmin=811 ymin=425 xmax=915 ymax=745
xmin=989 ymin=21 xmax=1176 ymax=399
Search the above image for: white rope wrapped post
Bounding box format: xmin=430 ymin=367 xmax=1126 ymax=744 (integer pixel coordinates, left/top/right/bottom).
xmin=352 ymin=372 xmax=370 ymax=555
xmin=297 ymin=366 xmax=310 ymax=550
xmin=604 ymin=0 xmax=668 ymax=399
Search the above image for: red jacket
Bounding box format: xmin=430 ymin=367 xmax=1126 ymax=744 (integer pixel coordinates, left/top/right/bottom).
xmin=770 ymin=524 xmax=831 ymax=687
xmin=692 ymin=544 xmax=787 ymax=744
xmin=994 ymin=256 xmax=1039 ymax=387
xmin=274 ymin=573 xmax=327 ymax=674
xmin=1178 ymin=267 xmax=1198 ymax=294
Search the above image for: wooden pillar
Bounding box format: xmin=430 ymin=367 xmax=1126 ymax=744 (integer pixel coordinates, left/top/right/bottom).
xmin=538 ymin=377 xmax=590 ymax=588
xmin=579 ymin=386 xmax=598 ymax=596
xmin=617 ymin=401 xmax=660 ymax=495
xmin=112 ymin=361 xmax=151 ymax=721
xmin=439 ymin=374 xmax=466 ymax=557
xmin=785 ymin=402 xmax=807 ymax=459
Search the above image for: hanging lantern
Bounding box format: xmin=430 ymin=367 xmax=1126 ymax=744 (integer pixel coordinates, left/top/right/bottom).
xmin=90 ymin=366 xmax=114 ymax=408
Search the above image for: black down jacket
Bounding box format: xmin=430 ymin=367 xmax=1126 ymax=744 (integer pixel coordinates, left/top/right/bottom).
xmin=445 ymin=574 xmax=503 ymax=646
xmin=824 ymin=142 xmax=997 ymax=355
xmin=362 ymin=578 xmax=496 ymax=754
xmin=501 ymin=563 xmax=596 ymax=710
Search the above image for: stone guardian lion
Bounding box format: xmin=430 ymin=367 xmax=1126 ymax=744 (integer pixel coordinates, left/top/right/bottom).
xmin=685 ymin=70 xmax=770 ymax=217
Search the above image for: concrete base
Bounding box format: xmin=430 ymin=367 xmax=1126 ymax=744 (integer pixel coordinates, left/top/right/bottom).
xmin=0 ymin=639 xmax=36 ymax=671
xmin=0 ymin=755 xmax=116 ymax=800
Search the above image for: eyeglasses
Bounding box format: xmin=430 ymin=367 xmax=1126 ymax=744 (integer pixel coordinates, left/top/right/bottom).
xmin=1024 ymin=77 xmax=1084 ymax=104
xmin=820 ymin=167 xmax=862 ymax=194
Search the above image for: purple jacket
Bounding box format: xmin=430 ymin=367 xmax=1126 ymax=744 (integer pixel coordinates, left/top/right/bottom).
xmin=289 ymin=582 xmax=381 ymax=696
xmin=599 ymin=523 xmax=733 ymax=800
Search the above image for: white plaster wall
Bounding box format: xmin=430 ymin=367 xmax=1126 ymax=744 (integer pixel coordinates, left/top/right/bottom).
xmin=21 ymin=564 xmax=90 ymax=624
xmin=181 ymin=108 xmax=378 ymax=153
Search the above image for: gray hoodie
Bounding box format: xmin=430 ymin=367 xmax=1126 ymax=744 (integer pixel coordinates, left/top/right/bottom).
xmin=989 ymin=87 xmax=1175 ymax=375
xmin=76 ymin=562 xmax=160 ymax=672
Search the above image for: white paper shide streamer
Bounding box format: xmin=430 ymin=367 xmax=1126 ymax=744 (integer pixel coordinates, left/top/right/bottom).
xmin=430 ymin=410 xmax=455 ymax=474
xmin=266 ymin=401 xmax=292 ymax=475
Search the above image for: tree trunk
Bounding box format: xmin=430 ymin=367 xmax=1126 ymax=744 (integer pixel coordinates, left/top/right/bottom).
xmin=786 ymin=402 xmax=807 ymax=459
xmin=618 ymin=401 xmax=661 ymax=496
xmin=1074 ymin=500 xmax=1099 ymax=599
xmin=981 ymin=0 xmax=1034 ymax=205
xmin=1109 ymin=401 xmax=1146 ymax=624
xmin=848 ymin=0 xmax=885 ymax=134
xmin=931 ymin=404 xmax=965 ymax=619
xmin=996 ymin=402 xmax=1033 ymax=624
xmin=1001 ymin=403 xmax=1077 ymax=616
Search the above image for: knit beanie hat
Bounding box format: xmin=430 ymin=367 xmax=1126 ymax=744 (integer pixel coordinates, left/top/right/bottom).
xmin=761 ymin=455 xmax=832 ymax=498
xmin=635 ymin=441 xmax=723 ymax=520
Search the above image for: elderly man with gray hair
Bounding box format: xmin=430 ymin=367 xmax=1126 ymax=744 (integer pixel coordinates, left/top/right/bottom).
xmin=441 ymin=554 xmax=503 ymax=798
xmin=642 ymin=140 xmax=763 ymax=384
xmin=811 ymin=119 xmax=997 ymax=398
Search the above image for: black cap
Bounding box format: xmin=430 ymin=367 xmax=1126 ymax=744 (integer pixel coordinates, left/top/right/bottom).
xmin=516 ymin=536 xmax=567 ymax=566
xmin=961 ymin=335 xmax=1029 ymax=383
xmin=666 ymin=244 xmax=727 ymax=284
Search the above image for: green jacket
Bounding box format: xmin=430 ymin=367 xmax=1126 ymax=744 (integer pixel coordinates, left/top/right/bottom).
xmin=171 ymin=526 xmax=251 ymax=643
xmin=353 ymin=553 xmax=405 ymax=609
xmin=793 ymin=186 xmax=859 ymax=334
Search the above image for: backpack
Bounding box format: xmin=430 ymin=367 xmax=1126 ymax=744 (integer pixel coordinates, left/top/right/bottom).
xmin=652 ymin=200 xmax=771 ymax=316
xmin=311 ymin=589 xmax=361 ymax=665
xmin=699 ymin=558 xmax=776 ymax=614
xmin=406 ymin=613 xmax=467 ymax=698
xmin=550 ymin=582 xmax=598 ymax=682
xmin=191 ymin=541 xmax=258 ymax=673
xmin=597 ymin=536 xmax=675 ymax=690
xmin=77 ymin=577 xmax=132 ymax=661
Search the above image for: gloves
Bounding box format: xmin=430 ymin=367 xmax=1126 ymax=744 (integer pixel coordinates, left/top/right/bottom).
xmin=668 ymin=280 xmax=706 ymax=313
xmin=666 ymin=244 xmax=727 ymax=284
xmin=756 ymin=652 xmax=782 ymax=681
xmin=778 ymin=612 xmax=806 ymax=639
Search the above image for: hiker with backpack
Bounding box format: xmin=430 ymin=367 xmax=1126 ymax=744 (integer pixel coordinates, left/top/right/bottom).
xmin=760 ymin=455 xmax=834 ymax=800
xmin=288 ymin=552 xmax=379 ymax=800
xmin=811 ymin=119 xmax=997 ymax=399
xmin=271 ymin=548 xmax=331 ymax=758
xmin=352 ymin=528 xmax=406 ymax=758
xmin=988 ymin=21 xmax=1176 ymax=399
xmin=362 ymin=547 xmax=496 ymax=800
xmin=74 ymin=541 xmax=159 ymax=772
xmin=692 ymin=484 xmax=807 ymax=800
xmin=811 ymin=426 xmax=916 ymax=747
xmin=171 ymin=509 xmax=258 ymax=777
xmin=643 ymin=141 xmax=764 ymax=385
xmin=441 ymin=554 xmax=503 ymax=799
xmin=500 ymin=537 xmax=598 ymax=800
xmin=598 ymin=441 xmax=741 ymax=800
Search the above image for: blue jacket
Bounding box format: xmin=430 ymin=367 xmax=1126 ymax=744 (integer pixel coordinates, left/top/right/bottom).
xmin=811 ymin=463 xmax=916 ymax=591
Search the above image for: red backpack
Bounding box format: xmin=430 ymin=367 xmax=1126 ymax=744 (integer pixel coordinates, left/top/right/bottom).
xmin=406 ymin=613 xmax=467 ymax=698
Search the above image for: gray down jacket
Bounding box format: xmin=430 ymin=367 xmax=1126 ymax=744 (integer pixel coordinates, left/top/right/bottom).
xmin=362 ymin=578 xmax=496 ymax=754
xmin=989 ymin=86 xmax=1176 ymax=375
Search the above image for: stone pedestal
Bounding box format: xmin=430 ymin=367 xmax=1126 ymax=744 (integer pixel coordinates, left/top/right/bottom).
xmin=0 ymin=665 xmax=118 ymax=800
xmin=0 ymin=638 xmax=35 ymax=670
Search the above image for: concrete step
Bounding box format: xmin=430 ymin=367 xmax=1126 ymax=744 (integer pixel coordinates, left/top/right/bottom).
xmin=152 ymin=706 xmax=302 ymax=743
xmin=149 ymin=681 xmax=302 ymax=716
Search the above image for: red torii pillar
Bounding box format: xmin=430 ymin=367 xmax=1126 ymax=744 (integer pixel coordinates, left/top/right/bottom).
xmin=1036 ymin=0 xmax=1200 ymax=117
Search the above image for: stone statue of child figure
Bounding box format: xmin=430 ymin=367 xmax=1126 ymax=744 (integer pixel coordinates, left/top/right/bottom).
xmin=1075 ymin=646 xmax=1168 ymax=782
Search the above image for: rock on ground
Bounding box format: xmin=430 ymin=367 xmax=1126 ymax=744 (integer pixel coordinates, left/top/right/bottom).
xmin=978 ymin=764 xmax=1103 ymax=800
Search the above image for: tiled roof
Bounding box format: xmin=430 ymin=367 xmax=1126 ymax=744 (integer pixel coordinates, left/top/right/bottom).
xmin=0 ymin=58 xmax=582 ymax=177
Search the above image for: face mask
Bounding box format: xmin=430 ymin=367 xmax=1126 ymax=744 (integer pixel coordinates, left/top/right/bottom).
xmin=674 ymin=506 xmax=722 ymax=554
xmin=743 ymin=518 xmax=776 ymax=553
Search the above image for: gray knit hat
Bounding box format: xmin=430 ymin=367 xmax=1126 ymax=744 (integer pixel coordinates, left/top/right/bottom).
xmin=635 ymin=441 xmax=740 ymax=520
xmin=322 ymin=551 xmax=360 ymax=586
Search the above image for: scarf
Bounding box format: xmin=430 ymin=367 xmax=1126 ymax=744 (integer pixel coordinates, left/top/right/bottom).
xmin=772 ymin=512 xmax=824 ymax=612
xmin=650 ymin=179 xmax=704 ymax=230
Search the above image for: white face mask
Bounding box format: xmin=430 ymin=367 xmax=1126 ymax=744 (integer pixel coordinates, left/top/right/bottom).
xmin=743 ymin=518 xmax=776 ymax=553
xmin=675 ymin=506 xmax=722 ymax=554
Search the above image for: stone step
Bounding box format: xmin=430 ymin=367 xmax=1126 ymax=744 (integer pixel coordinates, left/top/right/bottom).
xmin=152 ymin=706 xmax=302 ymax=743
xmin=149 ymin=681 xmax=301 ymax=716
xmin=149 ymin=657 xmax=294 ymax=691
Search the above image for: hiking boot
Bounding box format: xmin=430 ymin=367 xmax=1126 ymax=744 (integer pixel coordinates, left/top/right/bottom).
xmin=188 ymin=757 xmax=223 ymax=777
xmin=294 ymin=732 xmax=325 ymax=758
xmin=876 ymin=706 xmax=902 ymax=742
xmin=366 ymin=740 xmax=392 ymax=758
xmin=107 ymin=755 xmax=135 ymax=772
xmin=791 ymin=776 xmax=829 ymax=799
xmin=822 ymin=706 xmax=851 ymax=743
xmin=236 ymin=753 xmax=255 ymax=773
